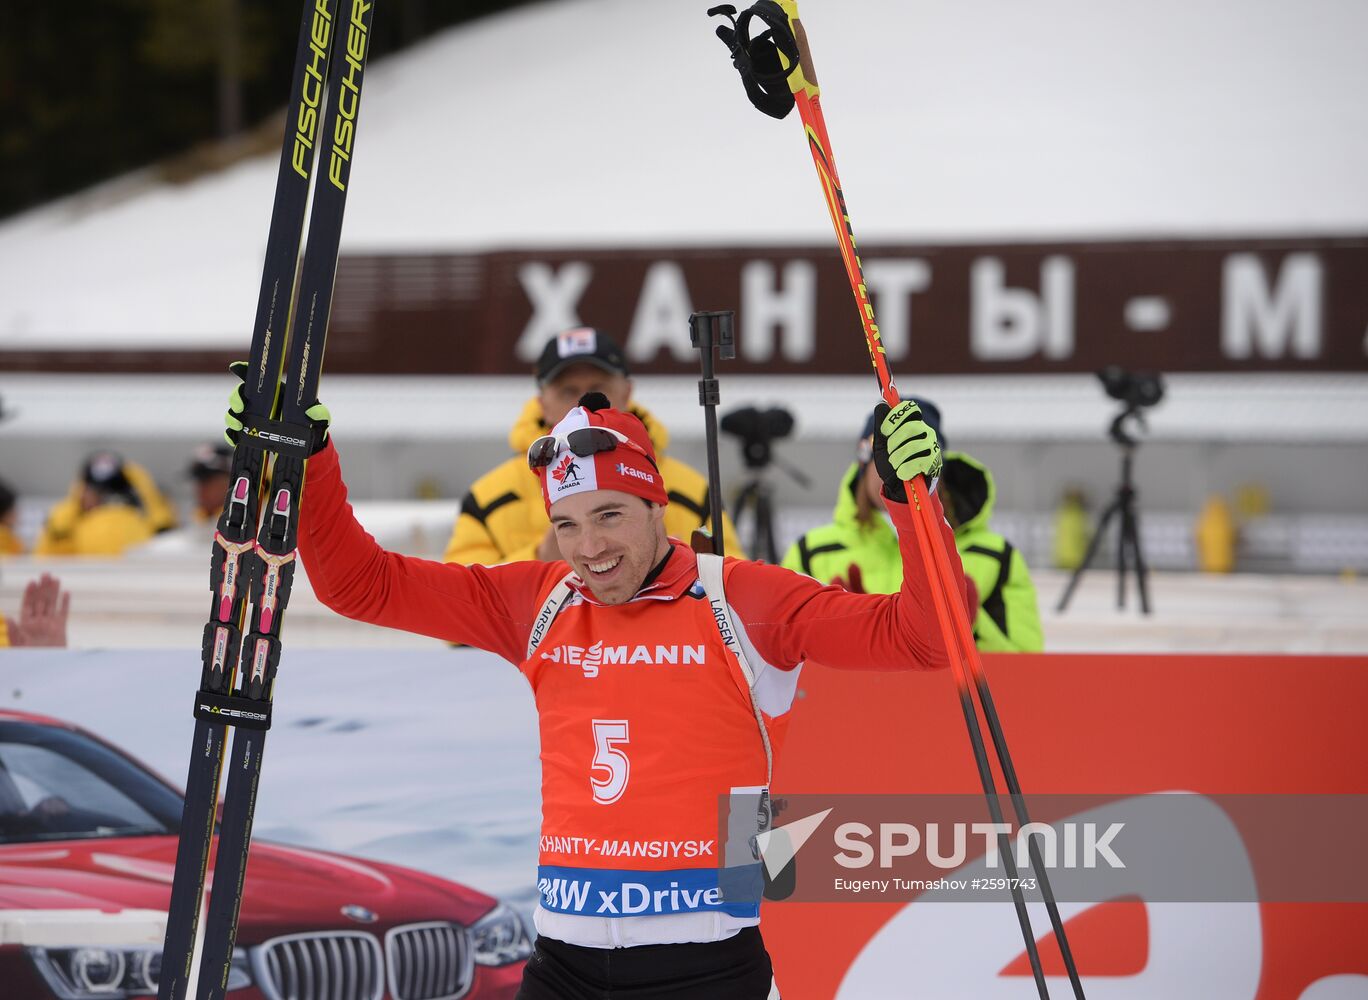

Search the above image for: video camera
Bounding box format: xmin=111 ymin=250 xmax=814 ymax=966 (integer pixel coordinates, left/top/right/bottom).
xmin=1097 ymin=366 xmax=1165 ymax=411
xmin=720 ymin=405 xmax=795 ymax=469
xmin=1097 ymin=366 xmax=1165 ymax=448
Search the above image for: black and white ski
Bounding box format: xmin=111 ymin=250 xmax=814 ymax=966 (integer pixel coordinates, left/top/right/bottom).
xmin=159 ymin=1 xmax=376 ymax=996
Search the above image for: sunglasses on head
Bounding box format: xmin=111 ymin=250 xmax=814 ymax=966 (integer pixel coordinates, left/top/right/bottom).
xmin=527 ymin=426 xmax=658 ymax=471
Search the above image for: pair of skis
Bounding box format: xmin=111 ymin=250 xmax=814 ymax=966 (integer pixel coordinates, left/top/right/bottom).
xmin=708 ymin=3 xmax=1086 ymax=998
xmin=159 ymin=2 xmax=376 ymax=998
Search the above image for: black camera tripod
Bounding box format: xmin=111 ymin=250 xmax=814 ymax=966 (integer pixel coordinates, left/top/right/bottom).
xmin=725 ymin=416 xmax=809 ymax=564
xmin=1056 ymin=406 xmax=1153 ymax=614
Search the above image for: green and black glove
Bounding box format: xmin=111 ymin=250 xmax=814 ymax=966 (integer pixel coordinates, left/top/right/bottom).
xmin=223 ymin=361 xmax=331 ymax=455
xmin=871 ymin=399 xmax=942 ymax=503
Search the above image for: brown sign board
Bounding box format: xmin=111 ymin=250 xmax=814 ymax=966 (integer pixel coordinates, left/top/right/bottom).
xmin=6 ymin=237 xmax=1366 ymax=375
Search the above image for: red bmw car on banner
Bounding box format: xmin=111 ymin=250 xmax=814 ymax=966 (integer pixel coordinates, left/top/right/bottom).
xmin=0 ymin=709 xmax=529 ymax=1000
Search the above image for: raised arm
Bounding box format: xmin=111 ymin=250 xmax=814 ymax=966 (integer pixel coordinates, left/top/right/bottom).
xmin=300 ymin=442 xmax=558 ymax=660
xmin=728 ymin=489 xmax=968 ymax=672
xmin=728 ymin=399 xmax=970 ymax=672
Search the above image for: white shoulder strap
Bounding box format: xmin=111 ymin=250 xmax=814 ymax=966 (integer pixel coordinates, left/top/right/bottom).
xmin=696 ymin=553 xmax=772 ymax=787
xmin=696 ymin=554 xmax=757 ymax=686
xmin=526 ymin=572 xmax=577 ymax=660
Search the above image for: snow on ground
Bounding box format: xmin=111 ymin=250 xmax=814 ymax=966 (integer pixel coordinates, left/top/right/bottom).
xmin=2 ymin=0 xmax=1366 ymax=346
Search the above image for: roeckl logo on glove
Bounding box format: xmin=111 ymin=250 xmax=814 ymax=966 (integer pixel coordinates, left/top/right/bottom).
xmin=887 ymin=401 xmax=920 ymax=428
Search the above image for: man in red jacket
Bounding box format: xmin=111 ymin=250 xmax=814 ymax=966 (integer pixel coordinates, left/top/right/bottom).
xmin=233 ymin=386 xmax=962 ymax=999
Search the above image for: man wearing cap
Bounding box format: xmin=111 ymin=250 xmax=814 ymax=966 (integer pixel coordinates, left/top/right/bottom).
xmin=783 ymin=400 xmax=1043 ymax=653
xmin=237 ymin=375 xmax=965 ymax=998
xmin=443 ymin=327 xmax=740 ymax=565
xmin=34 ymin=452 xmax=166 ymax=557
xmin=138 ymin=443 xmax=238 ymax=555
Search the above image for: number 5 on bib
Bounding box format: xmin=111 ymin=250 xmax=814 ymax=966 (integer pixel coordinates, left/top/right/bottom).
xmin=591 ymin=719 xmax=631 ymax=804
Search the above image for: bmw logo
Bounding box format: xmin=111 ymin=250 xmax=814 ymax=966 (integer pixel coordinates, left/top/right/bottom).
xmin=341 ymin=904 xmax=378 ymax=924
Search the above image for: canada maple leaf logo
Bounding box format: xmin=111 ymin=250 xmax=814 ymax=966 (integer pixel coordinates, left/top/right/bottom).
xmin=551 ymin=454 xmax=581 ymax=484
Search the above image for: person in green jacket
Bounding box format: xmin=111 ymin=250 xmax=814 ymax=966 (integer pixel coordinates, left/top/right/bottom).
xmin=782 ymin=400 xmax=1044 ymax=652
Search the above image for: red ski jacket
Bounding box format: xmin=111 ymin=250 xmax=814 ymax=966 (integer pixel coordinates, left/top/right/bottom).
xmin=299 ymin=441 xmax=970 ymax=947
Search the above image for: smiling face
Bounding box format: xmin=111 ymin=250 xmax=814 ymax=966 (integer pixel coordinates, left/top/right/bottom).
xmin=549 ymin=488 xmax=670 ymax=605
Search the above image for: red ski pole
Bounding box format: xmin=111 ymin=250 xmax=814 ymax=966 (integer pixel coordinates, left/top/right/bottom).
xmin=708 ymin=3 xmax=1086 ymax=996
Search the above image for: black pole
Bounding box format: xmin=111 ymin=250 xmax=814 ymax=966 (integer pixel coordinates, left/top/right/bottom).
xmin=970 ymin=673 xmax=1088 ymax=998
xmin=689 ymin=311 xmax=735 ymax=555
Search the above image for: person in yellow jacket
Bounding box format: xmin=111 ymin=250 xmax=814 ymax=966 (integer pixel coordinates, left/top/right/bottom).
xmin=0 ymin=479 xmax=23 ymax=556
xmin=444 ymin=328 xmax=739 ymax=565
xmin=1051 ymin=487 xmax=1090 ymax=570
xmin=34 ymin=452 xmax=172 ymax=557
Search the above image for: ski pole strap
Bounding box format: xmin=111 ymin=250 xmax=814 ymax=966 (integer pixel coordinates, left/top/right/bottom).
xmin=194 ymin=690 xmax=273 ymax=731
xmin=708 ymin=2 xmax=799 ymax=119
xmin=238 ymin=413 xmax=322 ymax=459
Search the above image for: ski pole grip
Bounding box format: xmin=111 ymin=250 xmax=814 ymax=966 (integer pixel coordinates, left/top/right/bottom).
xmin=771 ymin=0 xmax=818 ymax=98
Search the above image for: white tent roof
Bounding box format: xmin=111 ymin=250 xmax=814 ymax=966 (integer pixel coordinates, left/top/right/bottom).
xmin=2 ymin=0 xmax=1366 ymax=349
